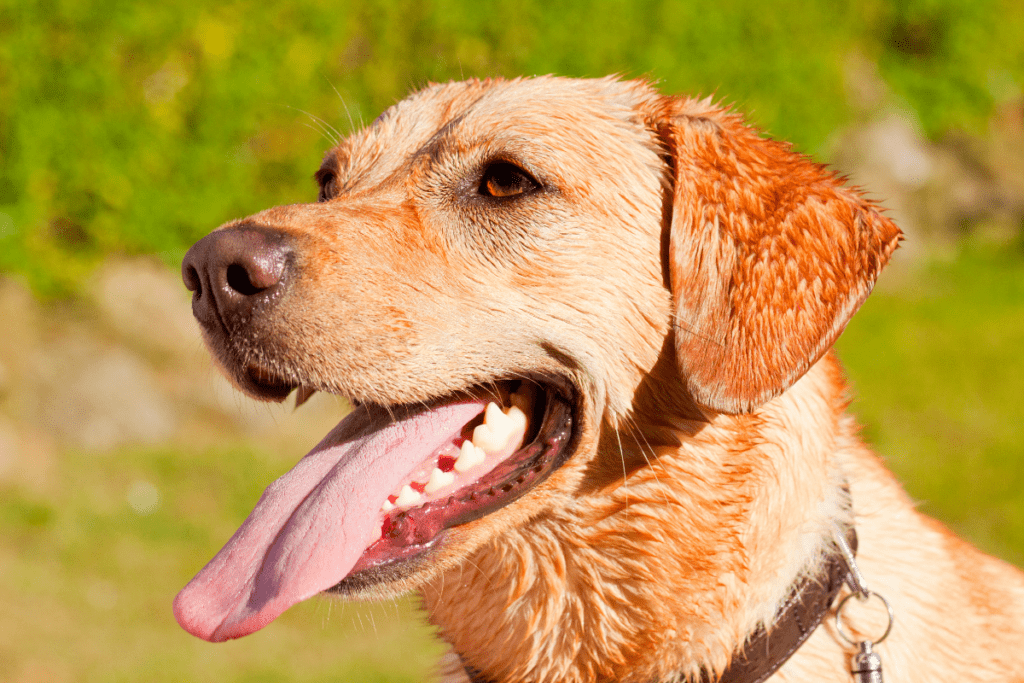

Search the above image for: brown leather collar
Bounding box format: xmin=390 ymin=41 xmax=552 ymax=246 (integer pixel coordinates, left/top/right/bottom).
xmin=695 ymin=524 xmax=856 ymax=683
xmin=462 ymin=525 xmax=856 ymax=683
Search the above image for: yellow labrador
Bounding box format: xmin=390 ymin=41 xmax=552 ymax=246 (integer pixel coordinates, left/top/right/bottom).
xmin=176 ymin=77 xmax=1024 ymax=682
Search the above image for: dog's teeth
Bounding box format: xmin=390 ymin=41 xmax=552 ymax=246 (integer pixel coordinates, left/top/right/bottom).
xmin=455 ymin=440 xmax=486 ymax=472
xmin=395 ymin=485 xmax=422 ymax=507
xmin=471 ymin=424 xmax=500 ymax=454
xmin=473 ymin=401 xmax=527 ymax=454
xmin=381 ymin=499 xmax=395 ymax=512
xmin=506 ymin=405 xmax=527 ymax=433
xmin=473 ymin=402 xmax=514 ymax=454
xmin=486 ymin=401 xmax=513 ymax=429
xmin=424 ymin=467 xmax=455 ymax=494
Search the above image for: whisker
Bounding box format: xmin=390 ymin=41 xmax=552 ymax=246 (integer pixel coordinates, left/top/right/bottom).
xmin=286 ymin=105 xmax=341 ymax=145
xmin=332 ymin=83 xmax=359 ymax=133
xmin=614 ymin=426 xmax=630 ymax=509
xmin=671 ymin=313 xmax=725 ymax=349
xmin=623 ymin=413 xmax=673 ymax=507
xmin=300 ymin=121 xmax=336 ymax=147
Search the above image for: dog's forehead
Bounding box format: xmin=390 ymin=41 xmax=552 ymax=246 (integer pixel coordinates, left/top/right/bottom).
xmin=325 ymin=77 xmax=661 ymax=191
xmin=393 ymin=76 xmax=655 ymax=140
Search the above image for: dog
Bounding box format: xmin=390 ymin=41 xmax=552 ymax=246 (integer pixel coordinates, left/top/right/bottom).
xmin=175 ymin=77 xmax=1024 ymax=682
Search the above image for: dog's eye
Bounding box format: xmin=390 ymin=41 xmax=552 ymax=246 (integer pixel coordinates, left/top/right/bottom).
xmin=315 ymin=169 xmax=337 ymax=203
xmin=479 ymin=162 xmax=539 ymax=199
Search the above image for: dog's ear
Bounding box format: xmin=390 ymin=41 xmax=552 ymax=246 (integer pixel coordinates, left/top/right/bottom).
xmin=652 ymin=97 xmax=901 ymax=415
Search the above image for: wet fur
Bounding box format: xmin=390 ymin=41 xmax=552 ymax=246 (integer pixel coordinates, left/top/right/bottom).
xmin=203 ymin=77 xmax=1024 ymax=682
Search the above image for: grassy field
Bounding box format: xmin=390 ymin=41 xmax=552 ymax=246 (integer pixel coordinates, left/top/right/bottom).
xmin=836 ymin=239 xmax=1024 ymax=567
xmin=2 ymin=1 xmax=1024 ymax=681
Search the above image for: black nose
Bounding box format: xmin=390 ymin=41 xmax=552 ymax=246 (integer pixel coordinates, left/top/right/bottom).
xmin=181 ymin=225 xmax=293 ymax=331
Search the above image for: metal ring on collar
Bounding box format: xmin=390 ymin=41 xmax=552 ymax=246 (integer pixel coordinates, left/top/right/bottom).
xmin=834 ymin=590 xmax=894 ymax=646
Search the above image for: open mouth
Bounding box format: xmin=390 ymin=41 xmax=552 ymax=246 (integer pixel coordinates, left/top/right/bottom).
xmin=342 ymin=380 xmax=574 ymax=586
xmin=173 ymin=375 xmax=576 ymax=643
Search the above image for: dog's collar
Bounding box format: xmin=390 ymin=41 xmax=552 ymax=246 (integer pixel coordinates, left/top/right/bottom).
xmin=461 ymin=524 xmax=857 ymax=683
xmin=691 ymin=523 xmax=857 ymax=683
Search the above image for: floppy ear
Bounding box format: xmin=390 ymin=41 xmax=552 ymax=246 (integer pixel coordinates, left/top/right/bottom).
xmin=653 ymin=97 xmax=902 ymax=415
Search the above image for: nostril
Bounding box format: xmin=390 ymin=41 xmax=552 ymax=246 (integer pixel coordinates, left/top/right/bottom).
xmin=183 ymin=264 xmax=202 ymax=294
xmin=227 ymin=263 xmax=262 ymax=296
xmin=182 ymin=225 xmax=291 ymax=331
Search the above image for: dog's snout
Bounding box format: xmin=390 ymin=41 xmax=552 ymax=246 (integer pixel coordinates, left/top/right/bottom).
xmin=181 ymin=225 xmax=293 ymax=331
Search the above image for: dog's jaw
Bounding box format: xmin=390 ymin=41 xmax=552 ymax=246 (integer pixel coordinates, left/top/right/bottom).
xmin=421 ymin=355 xmax=853 ymax=683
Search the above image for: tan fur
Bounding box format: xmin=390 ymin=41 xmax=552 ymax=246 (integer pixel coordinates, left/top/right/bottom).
xmin=198 ymin=77 xmax=1024 ymax=682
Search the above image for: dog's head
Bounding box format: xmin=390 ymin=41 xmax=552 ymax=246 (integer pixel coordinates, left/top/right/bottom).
xmin=174 ymin=77 xmax=900 ymax=642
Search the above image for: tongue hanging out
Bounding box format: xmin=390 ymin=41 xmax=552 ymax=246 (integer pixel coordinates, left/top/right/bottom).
xmin=173 ymin=388 xmax=537 ymax=643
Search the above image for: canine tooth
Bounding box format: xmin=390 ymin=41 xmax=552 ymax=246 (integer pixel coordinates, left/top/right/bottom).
xmin=381 ymin=499 xmax=395 ymax=512
xmin=424 ymin=467 xmax=455 ymax=494
xmin=455 ymin=440 xmax=486 ymax=472
xmin=395 ymin=485 xmax=422 ymax=507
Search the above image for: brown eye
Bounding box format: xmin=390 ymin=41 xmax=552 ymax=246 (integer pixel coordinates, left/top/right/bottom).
xmin=315 ymin=168 xmax=337 ymax=202
xmin=479 ymin=162 xmax=539 ymax=198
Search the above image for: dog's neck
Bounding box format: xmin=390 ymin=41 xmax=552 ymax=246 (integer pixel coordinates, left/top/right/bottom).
xmin=423 ymin=355 xmax=854 ymax=683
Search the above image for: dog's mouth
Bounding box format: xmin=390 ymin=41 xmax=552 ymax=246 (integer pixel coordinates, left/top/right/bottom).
xmin=341 ymin=380 xmax=574 ymax=585
xmin=173 ymin=375 xmax=576 ymax=643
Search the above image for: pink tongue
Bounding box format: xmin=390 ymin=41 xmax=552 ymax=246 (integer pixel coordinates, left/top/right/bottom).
xmin=173 ymin=399 xmax=485 ymax=642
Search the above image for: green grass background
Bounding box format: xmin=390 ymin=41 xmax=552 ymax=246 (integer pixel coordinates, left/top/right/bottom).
xmin=2 ymin=0 xmax=1023 ymax=680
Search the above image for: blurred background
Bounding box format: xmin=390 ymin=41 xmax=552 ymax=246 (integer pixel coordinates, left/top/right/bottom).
xmin=1 ymin=0 xmax=1023 ymax=680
